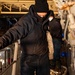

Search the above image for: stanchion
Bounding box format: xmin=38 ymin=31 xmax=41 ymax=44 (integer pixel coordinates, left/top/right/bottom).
xmin=11 ymin=41 xmax=19 ymax=75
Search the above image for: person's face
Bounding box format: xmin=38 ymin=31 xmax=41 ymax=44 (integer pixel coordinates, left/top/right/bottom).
xmin=37 ymin=12 xmax=47 ymax=18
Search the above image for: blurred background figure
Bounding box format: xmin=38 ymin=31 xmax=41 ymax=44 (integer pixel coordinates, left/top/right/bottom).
xmin=48 ymin=10 xmax=62 ymax=71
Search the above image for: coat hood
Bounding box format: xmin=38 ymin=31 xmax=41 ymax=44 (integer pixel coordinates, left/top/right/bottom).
xmin=28 ymin=5 xmax=36 ymax=17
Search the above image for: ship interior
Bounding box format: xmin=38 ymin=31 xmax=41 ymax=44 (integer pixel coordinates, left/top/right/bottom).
xmin=0 ymin=0 xmax=75 ymax=75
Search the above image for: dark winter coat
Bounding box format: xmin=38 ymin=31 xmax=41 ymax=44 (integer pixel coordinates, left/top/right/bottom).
xmin=0 ymin=5 xmax=49 ymax=55
xmin=48 ymin=18 xmax=62 ymax=41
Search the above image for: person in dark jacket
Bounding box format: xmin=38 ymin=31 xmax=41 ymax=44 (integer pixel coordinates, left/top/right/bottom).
xmin=48 ymin=10 xmax=62 ymax=70
xmin=0 ymin=0 xmax=52 ymax=75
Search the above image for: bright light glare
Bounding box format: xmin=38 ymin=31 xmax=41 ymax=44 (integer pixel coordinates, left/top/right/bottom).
xmin=0 ymin=59 xmax=5 ymax=65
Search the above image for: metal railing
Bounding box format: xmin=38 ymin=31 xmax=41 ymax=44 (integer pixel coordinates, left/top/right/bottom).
xmin=0 ymin=1 xmax=34 ymax=14
xmin=0 ymin=42 xmax=21 ymax=75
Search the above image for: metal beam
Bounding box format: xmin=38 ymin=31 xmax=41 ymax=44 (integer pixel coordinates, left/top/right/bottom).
xmin=0 ymin=0 xmax=58 ymax=14
xmin=0 ymin=12 xmax=28 ymax=14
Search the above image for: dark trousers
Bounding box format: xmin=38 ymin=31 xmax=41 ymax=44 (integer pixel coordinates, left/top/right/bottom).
xmin=53 ymin=39 xmax=62 ymax=61
xmin=20 ymin=53 xmax=50 ymax=75
xmin=50 ymin=39 xmax=62 ymax=69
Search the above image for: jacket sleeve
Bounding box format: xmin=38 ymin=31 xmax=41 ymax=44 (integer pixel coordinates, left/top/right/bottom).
xmin=0 ymin=16 xmax=31 ymax=49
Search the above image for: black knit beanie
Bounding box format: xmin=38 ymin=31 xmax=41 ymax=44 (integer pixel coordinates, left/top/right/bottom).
xmin=34 ymin=0 xmax=49 ymax=12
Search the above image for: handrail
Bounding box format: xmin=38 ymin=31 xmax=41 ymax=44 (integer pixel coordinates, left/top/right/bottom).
xmin=12 ymin=41 xmax=19 ymax=75
xmin=0 ymin=41 xmax=20 ymax=75
xmin=0 ymin=57 xmax=20 ymax=75
xmin=0 ymin=47 xmax=11 ymax=52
